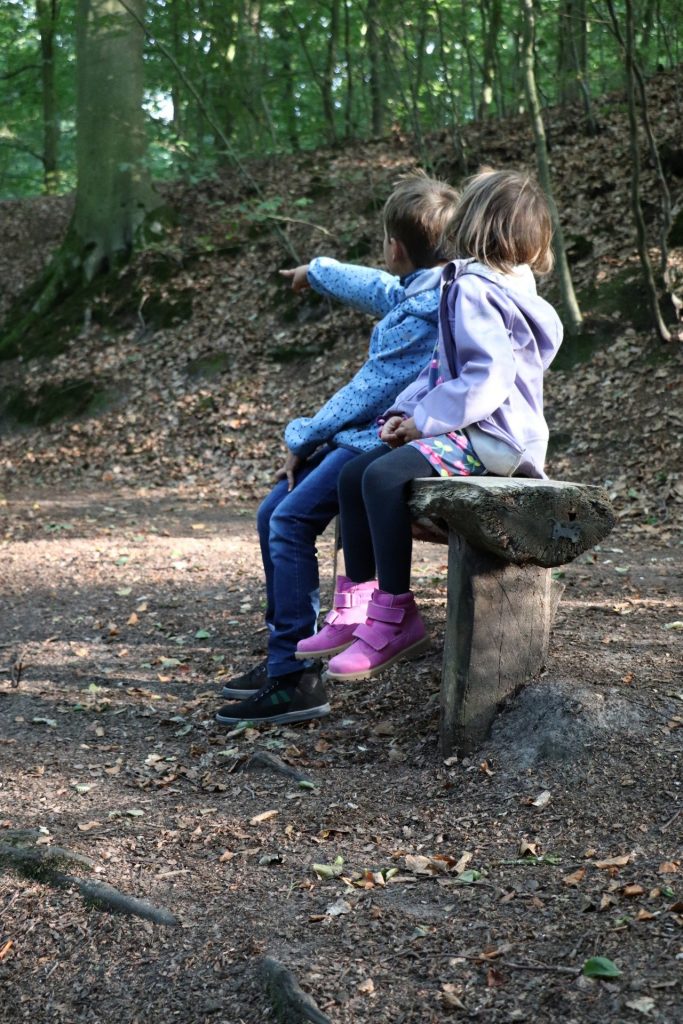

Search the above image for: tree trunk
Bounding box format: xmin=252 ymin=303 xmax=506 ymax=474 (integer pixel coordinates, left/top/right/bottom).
xmin=74 ymin=0 xmax=161 ymax=280
xmin=621 ymin=0 xmax=671 ymax=341
xmin=366 ymin=0 xmax=384 ymax=136
xmin=37 ymin=0 xmax=60 ymax=194
xmin=434 ymin=0 xmax=467 ymax=175
xmin=522 ymin=0 xmax=583 ymax=333
xmin=0 ymin=0 xmax=164 ymax=358
xmin=478 ymin=0 xmax=503 ymax=119
xmin=321 ymin=0 xmax=340 ymax=144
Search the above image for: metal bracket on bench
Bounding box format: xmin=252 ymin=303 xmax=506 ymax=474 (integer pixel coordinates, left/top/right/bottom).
xmin=550 ymin=519 xmax=582 ymax=544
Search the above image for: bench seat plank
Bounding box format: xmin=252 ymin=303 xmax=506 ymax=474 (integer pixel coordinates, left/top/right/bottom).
xmin=409 ymin=476 xmax=615 ymax=568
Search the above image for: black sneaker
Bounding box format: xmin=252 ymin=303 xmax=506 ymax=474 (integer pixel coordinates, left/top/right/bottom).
xmin=221 ymin=658 xmax=269 ymax=699
xmin=215 ymin=668 xmax=330 ymax=726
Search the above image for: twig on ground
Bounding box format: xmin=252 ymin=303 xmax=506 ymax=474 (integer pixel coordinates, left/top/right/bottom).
xmin=9 ymin=649 xmax=25 ymax=687
xmin=660 ymin=807 xmax=682 ymax=832
xmin=249 ymin=749 xmax=313 ymax=784
xmin=259 ymin=956 xmax=331 ymax=1024
xmin=390 ymin=945 xmax=580 ymax=975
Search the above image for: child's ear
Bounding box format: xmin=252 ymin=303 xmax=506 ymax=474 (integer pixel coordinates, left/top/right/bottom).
xmin=390 ymin=237 xmax=409 ymax=265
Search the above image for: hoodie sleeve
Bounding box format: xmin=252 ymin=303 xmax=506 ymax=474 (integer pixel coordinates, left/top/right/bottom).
xmin=284 ymin=312 xmax=437 ymax=458
xmin=307 ymin=257 xmax=406 ymax=317
xmin=412 ymin=284 xmax=516 ymax=437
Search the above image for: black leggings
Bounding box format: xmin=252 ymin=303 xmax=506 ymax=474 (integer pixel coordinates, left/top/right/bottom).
xmin=337 ymin=445 xmax=437 ymax=595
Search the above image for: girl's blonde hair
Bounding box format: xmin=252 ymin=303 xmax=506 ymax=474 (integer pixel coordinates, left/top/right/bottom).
xmin=449 ymin=168 xmax=554 ymax=274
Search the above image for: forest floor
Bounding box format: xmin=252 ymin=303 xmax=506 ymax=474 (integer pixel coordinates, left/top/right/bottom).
xmin=1 ymin=73 xmax=683 ymax=1024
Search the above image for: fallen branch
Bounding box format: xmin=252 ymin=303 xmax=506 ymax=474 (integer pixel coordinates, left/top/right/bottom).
xmin=249 ymin=750 xmax=313 ymax=784
xmin=259 ymin=957 xmax=331 ymax=1024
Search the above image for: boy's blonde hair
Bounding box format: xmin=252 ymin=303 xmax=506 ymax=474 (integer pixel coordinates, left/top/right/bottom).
xmin=450 ymin=168 xmax=554 ymax=274
xmin=383 ymin=170 xmax=460 ymax=269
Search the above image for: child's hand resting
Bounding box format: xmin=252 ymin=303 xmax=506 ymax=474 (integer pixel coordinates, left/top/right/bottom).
xmin=380 ymin=415 xmax=409 ymax=447
xmin=395 ymin=417 xmax=421 ymax=443
xmin=280 ymin=265 xmax=310 ymax=293
xmin=275 ymin=451 xmax=304 ymax=491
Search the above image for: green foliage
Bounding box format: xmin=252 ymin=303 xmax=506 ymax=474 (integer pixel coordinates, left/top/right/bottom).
xmin=1 ymin=0 xmax=682 ymax=198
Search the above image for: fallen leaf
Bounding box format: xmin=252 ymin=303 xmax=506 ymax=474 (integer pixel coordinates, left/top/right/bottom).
xmin=249 ymin=810 xmax=279 ymax=825
xmin=313 ymin=856 xmax=344 ymax=879
xmin=625 ymin=996 xmax=655 ymax=1015
xmin=357 ymin=978 xmax=374 ymax=995
xmin=441 ymin=984 xmax=466 ymax=1010
xmin=532 ymin=789 xmax=552 ymax=808
xmin=658 ymin=862 xmax=679 ymax=874
xmin=326 ymin=897 xmax=352 ymax=917
xmin=518 ymin=839 xmax=539 ymax=858
xmin=0 ymin=940 xmax=13 ymax=961
xmin=487 ymin=967 xmax=506 ymax=987
xmin=622 ymin=884 xmax=645 ymax=897
xmin=77 ymin=821 xmax=101 ymax=832
xmin=594 ymin=853 xmax=633 ymax=869
xmin=582 ymin=956 xmax=622 ymax=978
xmin=563 ymin=867 xmax=586 ymax=887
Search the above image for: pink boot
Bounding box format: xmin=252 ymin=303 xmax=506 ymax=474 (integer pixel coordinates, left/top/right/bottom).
xmin=295 ymin=576 xmax=377 ymax=660
xmin=326 ymin=589 xmax=429 ymax=680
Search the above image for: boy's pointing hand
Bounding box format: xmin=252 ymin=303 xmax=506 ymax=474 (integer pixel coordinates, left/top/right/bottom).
xmin=280 ymin=265 xmax=310 ymax=293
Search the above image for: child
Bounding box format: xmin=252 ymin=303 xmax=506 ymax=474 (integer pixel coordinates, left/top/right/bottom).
xmin=301 ymin=168 xmax=564 ymax=682
xmin=216 ymin=171 xmax=460 ymax=726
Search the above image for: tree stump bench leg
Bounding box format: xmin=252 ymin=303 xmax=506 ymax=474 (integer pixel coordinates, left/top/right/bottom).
xmin=440 ymin=531 xmax=563 ymax=757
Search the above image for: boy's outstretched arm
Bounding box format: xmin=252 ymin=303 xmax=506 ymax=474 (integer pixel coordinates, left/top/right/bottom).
xmin=280 ymin=266 xmax=310 ymax=293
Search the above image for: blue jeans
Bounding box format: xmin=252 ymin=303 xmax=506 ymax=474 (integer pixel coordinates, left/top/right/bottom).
xmin=256 ymin=445 xmax=359 ymax=677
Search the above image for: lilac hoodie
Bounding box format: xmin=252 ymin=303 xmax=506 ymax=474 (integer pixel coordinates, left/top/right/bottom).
xmin=388 ymin=259 xmax=564 ymax=478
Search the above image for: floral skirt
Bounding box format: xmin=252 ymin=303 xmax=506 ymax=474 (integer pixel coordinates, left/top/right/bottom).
xmin=410 ymin=430 xmax=486 ymax=478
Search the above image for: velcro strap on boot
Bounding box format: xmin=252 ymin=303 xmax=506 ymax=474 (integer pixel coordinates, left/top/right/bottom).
xmin=352 ymin=622 xmax=389 ymax=651
xmin=367 ymin=600 xmax=406 ymax=624
xmin=324 ymin=609 xmax=341 ymax=625
xmin=335 ymin=590 xmax=370 ymax=609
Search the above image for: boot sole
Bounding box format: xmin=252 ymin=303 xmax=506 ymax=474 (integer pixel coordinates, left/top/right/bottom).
xmin=326 ymin=636 xmax=431 ymax=681
xmin=215 ymin=704 xmax=331 ymax=726
xmin=294 ymin=640 xmax=353 ymax=660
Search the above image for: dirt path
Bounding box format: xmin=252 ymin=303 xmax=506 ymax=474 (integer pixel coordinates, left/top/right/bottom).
xmin=1 ymin=487 xmax=681 ymax=1023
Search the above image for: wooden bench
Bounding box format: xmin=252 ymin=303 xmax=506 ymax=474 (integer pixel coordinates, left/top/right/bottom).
xmin=407 ymin=477 xmax=616 ymax=757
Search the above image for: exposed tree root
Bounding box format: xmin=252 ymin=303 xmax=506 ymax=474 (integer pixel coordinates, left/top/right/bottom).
xmin=249 ymin=749 xmax=313 ymax=784
xmin=259 ymin=957 xmax=331 ymax=1024
xmin=0 ymin=841 xmax=177 ymax=926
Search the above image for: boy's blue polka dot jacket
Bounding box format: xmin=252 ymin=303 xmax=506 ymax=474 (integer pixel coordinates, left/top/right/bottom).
xmin=284 ymin=256 xmax=442 ymax=458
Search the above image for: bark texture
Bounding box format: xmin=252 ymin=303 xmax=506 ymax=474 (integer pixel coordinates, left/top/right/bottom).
xmin=409 ymin=477 xmax=615 ymax=568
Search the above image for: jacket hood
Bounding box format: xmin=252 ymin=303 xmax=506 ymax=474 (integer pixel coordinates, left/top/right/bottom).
xmin=443 ymin=259 xmax=563 ymax=368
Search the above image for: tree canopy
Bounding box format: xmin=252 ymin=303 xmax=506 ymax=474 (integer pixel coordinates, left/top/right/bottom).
xmin=1 ymin=0 xmax=681 ymax=198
